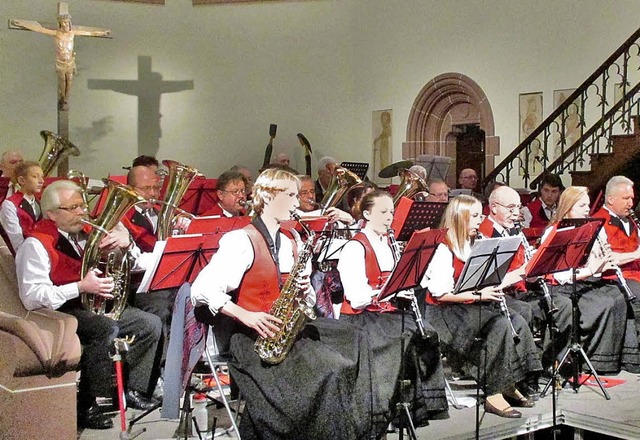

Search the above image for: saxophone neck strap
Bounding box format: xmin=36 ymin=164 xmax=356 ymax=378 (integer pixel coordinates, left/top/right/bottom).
xmin=252 ymin=216 xmax=283 ymax=285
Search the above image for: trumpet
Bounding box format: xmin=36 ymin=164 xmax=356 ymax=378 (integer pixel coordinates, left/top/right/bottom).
xmin=594 ymin=230 xmax=636 ymax=302
xmin=388 ymin=228 xmax=428 ymax=338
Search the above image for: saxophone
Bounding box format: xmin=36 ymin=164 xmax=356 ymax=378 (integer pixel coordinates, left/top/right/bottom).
xmin=254 ymin=213 xmax=317 ymax=364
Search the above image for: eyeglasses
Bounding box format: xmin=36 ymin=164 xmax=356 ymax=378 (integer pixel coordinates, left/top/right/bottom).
xmin=220 ymin=189 xmax=246 ymax=197
xmin=57 ymin=203 xmax=88 ymax=212
xmin=494 ymin=201 xmax=522 ymax=213
xmin=135 ymin=185 xmax=162 ymax=193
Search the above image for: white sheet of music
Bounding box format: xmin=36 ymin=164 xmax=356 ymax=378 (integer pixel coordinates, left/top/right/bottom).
xmin=136 ymin=240 xmax=167 ymax=293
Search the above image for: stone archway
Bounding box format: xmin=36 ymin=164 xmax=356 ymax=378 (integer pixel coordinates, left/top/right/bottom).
xmin=403 ymin=72 xmax=500 ymax=185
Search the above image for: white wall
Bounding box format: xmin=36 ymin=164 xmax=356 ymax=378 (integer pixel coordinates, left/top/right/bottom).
xmin=1 ymin=0 xmax=639 ymax=181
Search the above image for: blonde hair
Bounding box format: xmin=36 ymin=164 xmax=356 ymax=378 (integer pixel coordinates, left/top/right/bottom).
xmin=550 ymin=186 xmax=589 ymax=223
xmin=251 ymin=168 xmax=300 ymax=215
xmin=440 ymin=195 xmax=481 ymax=261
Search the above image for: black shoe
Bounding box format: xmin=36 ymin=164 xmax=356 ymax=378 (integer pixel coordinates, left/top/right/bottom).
xmin=78 ymin=403 xmax=114 ymax=430
xmin=502 ymin=392 xmax=535 ymax=408
xmin=484 ymin=400 xmax=522 ymax=418
xmin=125 ymin=389 xmax=159 ymax=411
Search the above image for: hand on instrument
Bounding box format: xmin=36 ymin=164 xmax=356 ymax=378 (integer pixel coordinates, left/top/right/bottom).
xmin=172 ymin=215 xmax=192 ymax=234
xmin=99 ymin=222 xmax=131 ymax=250
xmin=498 ymin=267 xmax=525 ymax=289
xmin=78 ymin=268 xmax=115 ymax=297
xmin=476 ymin=286 xmax=503 ymax=302
xmin=325 ymin=207 xmax=355 ymax=225
xmin=239 ymin=311 xmax=283 ymax=338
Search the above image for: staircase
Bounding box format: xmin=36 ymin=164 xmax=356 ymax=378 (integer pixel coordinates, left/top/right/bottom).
xmin=482 ymin=27 xmax=640 ymax=195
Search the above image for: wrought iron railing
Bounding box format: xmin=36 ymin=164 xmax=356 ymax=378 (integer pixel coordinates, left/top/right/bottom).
xmin=482 ymin=27 xmax=640 ymax=191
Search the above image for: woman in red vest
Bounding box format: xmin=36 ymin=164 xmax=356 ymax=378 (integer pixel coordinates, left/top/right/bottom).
xmin=0 ymin=160 xmax=44 ymax=253
xmin=337 ymin=189 xmax=448 ymax=435
xmin=422 ymin=195 xmax=542 ymax=419
xmin=191 ymin=168 xmax=376 ymax=440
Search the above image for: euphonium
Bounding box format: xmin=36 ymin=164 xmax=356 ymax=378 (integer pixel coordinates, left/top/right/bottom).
xmin=320 ymin=166 xmax=362 ymax=213
xmin=155 ymin=160 xmax=199 ymax=240
xmin=255 ymin=213 xmax=317 ymax=364
xmin=81 ymin=180 xmax=146 ymax=320
xmin=392 ymin=168 xmax=428 ymax=207
xmin=38 ymin=130 xmax=80 ymax=177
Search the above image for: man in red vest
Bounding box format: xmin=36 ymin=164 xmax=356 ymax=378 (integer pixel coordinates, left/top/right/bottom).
xmin=201 ymin=170 xmax=248 ymax=217
xmin=522 ymin=174 xmax=564 ymax=228
xmin=15 ymin=180 xmax=162 ymax=430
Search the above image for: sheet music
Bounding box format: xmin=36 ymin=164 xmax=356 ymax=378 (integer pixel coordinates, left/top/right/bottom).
xmin=317 ymin=237 xmax=348 ymax=262
xmin=137 ymin=240 xmax=167 ymax=293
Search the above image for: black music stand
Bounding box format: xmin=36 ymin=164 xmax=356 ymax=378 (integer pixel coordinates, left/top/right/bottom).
xmin=391 ymin=200 xmax=449 ymax=242
xmin=453 ymin=236 xmax=521 ymax=440
xmin=376 ymin=228 xmax=447 ymax=440
xmin=533 ymin=219 xmax=611 ymax=401
xmin=340 ymin=161 xmax=369 ymax=180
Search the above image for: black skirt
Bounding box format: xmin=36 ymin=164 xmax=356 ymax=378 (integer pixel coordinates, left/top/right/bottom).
xmin=228 ymin=317 xmax=376 ymax=440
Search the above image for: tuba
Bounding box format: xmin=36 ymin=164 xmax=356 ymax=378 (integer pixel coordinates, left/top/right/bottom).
xmin=80 ymin=180 xmax=146 ymax=320
xmin=155 ymin=160 xmax=199 ymax=240
xmin=38 ymin=130 xmax=80 ymax=177
xmin=255 ymin=213 xmax=317 ymax=364
xmin=320 ymin=166 xmax=362 ymax=212
xmin=392 ymin=168 xmax=428 ymax=207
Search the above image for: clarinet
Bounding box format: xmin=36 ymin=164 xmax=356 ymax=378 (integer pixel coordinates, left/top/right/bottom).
xmin=513 ymin=221 xmax=558 ymax=314
xmin=476 ymin=231 xmax=520 ymax=341
xmin=388 ymin=228 xmax=428 ymax=338
xmin=595 ymin=229 xmax=637 ymax=302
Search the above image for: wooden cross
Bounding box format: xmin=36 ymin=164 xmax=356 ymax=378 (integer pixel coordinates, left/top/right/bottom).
xmin=9 ymin=2 xmax=111 ymax=174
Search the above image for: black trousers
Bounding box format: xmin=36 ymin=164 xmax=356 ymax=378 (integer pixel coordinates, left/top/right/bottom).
xmin=59 ymin=299 xmax=162 ymax=404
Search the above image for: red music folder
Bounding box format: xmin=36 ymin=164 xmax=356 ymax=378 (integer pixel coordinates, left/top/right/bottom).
xmin=178 ymin=177 xmax=219 ymax=215
xmin=186 ymin=216 xmax=251 ymax=235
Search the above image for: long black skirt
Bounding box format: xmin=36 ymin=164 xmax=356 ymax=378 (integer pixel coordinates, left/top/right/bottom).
xmin=228 ymin=317 xmax=376 ymax=440
xmin=424 ymin=302 xmax=542 ymax=396
xmin=340 ymin=310 xmax=449 ymax=438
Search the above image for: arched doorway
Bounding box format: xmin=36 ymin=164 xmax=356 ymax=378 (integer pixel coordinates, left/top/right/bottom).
xmin=403 ymin=72 xmax=500 ymax=189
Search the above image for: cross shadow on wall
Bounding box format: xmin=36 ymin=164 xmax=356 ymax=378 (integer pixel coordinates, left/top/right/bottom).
xmin=88 ymin=55 xmax=194 ymax=158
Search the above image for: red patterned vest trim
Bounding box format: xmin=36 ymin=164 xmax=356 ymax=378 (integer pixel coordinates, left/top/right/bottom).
xmin=340 ymin=232 xmax=395 ymax=315
xmin=7 ymin=191 xmax=39 ymax=234
xmin=122 ymin=208 xmax=157 ymax=253
xmin=27 ymin=219 xmax=82 ymax=286
xmin=235 ymin=224 xmax=297 ymax=313
xmin=593 ymin=207 xmax=640 ymax=282
xmin=526 ymin=199 xmax=552 ymax=229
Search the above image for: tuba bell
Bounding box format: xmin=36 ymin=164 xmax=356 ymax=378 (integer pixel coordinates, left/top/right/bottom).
xmin=38 ymin=130 xmax=80 ymax=177
xmin=320 ymin=166 xmax=362 ymax=212
xmin=81 ymin=180 xmax=146 ymax=320
xmin=392 ymin=168 xmax=428 ymax=206
xmin=155 ymin=160 xmax=199 ymax=240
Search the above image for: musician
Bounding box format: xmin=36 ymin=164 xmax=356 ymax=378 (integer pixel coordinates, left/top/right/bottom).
xmin=315 ymin=156 xmax=337 ymax=204
xmin=422 ymin=195 xmax=542 ymax=418
xmin=337 ymin=189 xmax=448 ymax=433
xmin=480 ymin=185 xmax=572 ymax=376
xmin=273 ymin=152 xmax=290 ymax=166
xmin=545 ymin=186 xmax=640 ymax=373
xmin=229 ymin=164 xmax=253 ymax=195
xmin=522 ymin=173 xmax=564 ymax=228
xmin=0 ymin=150 xmax=24 ymax=198
xmin=0 ymin=161 xmax=44 ymax=253
xmin=191 ymin=168 xmax=376 ymax=439
xmin=457 ymin=168 xmax=485 ymax=202
xmin=15 ymin=180 xmax=162 ymax=430
xmin=201 ymin=170 xmax=247 ymax=217
xmin=425 ymin=179 xmax=449 ymax=203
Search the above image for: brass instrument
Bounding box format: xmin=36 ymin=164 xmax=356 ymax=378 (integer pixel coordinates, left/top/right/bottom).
xmin=255 ymin=212 xmax=317 ymax=364
xmin=476 ymin=231 xmax=520 ymax=341
xmin=388 ymin=228 xmax=428 ymax=338
xmin=392 ymin=168 xmax=428 ymax=207
xmin=594 ymin=229 xmax=636 ymax=302
xmin=81 ymin=180 xmax=146 ymax=320
xmin=155 ymin=160 xmax=199 ymax=240
xmin=320 ymin=166 xmax=362 ymax=213
xmin=38 ymin=130 xmax=80 ymax=177
xmin=67 ymin=169 xmax=90 ymax=206
xmin=513 ymin=221 xmax=558 ymax=314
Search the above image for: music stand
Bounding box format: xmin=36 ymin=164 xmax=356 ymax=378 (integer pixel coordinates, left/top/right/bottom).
xmin=416 ymin=154 xmax=452 ymax=181
xmin=340 ymin=161 xmax=369 ymax=180
xmin=376 ymin=228 xmax=447 ymax=440
xmin=186 ymin=216 xmax=251 ymax=235
xmin=179 ymin=178 xmax=219 ymax=215
xmin=391 ymin=199 xmax=448 ymax=242
xmin=452 ymin=236 xmax=521 ymax=440
xmin=532 ymin=219 xmax=611 ymax=401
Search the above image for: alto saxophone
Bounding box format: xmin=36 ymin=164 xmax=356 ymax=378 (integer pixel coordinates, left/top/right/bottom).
xmin=255 ymin=213 xmax=317 ymax=364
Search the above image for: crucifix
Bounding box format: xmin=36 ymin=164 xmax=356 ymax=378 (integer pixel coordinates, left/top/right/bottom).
xmin=9 ymin=2 xmax=111 ymax=174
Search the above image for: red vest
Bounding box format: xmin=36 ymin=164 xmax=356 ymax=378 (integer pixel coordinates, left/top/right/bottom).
xmin=122 ymin=208 xmax=157 ymax=253
xmin=6 ymin=191 xmax=40 ymax=235
xmin=425 ymin=242 xmax=466 ymax=305
xmin=234 ymin=224 xmax=297 ymax=313
xmin=27 ymin=219 xmax=82 ymax=286
xmin=340 ymin=232 xmax=396 ymax=315
xmin=201 ymin=203 xmax=225 ymax=217
xmin=526 ymin=199 xmax=552 ymax=229
xmin=593 ymin=207 xmax=640 ymax=282
xmin=478 ymin=217 xmax=526 ymax=291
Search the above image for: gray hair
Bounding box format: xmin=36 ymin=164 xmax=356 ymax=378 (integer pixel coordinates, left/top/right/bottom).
xmin=605 ymin=175 xmax=633 ymax=199
xmin=40 ymin=180 xmax=82 ymax=218
xmin=318 ymin=156 xmax=337 ymax=170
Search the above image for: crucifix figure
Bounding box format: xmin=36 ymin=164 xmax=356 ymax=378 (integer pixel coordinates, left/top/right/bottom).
xmin=9 ymin=2 xmax=111 ymax=111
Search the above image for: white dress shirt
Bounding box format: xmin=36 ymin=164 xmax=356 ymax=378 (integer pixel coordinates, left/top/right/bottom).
xmin=420 ymin=243 xmax=457 ymax=298
xmin=0 ymin=198 xmax=25 ymax=251
xmin=337 ymin=228 xmax=395 ymax=310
